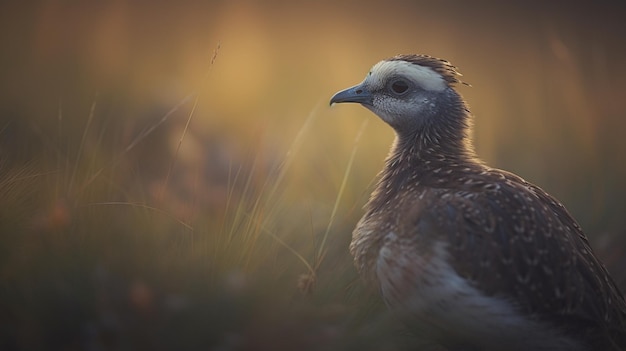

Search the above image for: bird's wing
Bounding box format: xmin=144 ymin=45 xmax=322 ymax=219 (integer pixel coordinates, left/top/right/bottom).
xmin=419 ymin=170 xmax=626 ymax=337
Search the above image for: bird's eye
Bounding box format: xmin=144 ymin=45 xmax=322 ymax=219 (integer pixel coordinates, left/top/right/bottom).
xmin=389 ymin=79 xmax=409 ymax=95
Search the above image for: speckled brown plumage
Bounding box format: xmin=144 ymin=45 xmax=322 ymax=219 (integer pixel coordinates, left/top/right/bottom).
xmin=330 ymin=54 xmax=626 ymax=351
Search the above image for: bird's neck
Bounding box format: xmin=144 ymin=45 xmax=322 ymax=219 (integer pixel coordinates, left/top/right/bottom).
xmin=393 ymin=135 xmax=474 ymax=168
xmin=366 ymin=107 xmax=479 ymax=214
xmin=391 ymin=102 xmax=478 ymax=172
xmin=394 ymin=88 xmax=476 ymax=167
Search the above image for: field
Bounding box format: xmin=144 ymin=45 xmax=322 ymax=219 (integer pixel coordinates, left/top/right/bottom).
xmin=1 ymin=2 xmax=625 ymax=350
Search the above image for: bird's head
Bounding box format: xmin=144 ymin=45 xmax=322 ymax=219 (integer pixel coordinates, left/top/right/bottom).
xmin=330 ymin=54 xmax=467 ymax=135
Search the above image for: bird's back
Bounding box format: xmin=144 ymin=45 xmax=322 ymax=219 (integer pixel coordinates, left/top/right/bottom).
xmin=353 ymin=163 xmax=626 ymax=350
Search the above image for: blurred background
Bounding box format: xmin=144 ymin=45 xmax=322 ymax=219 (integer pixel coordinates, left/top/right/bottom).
xmin=1 ymin=1 xmax=625 ymax=350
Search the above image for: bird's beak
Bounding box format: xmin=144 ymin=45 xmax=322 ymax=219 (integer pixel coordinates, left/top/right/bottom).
xmin=329 ymin=84 xmax=373 ymax=106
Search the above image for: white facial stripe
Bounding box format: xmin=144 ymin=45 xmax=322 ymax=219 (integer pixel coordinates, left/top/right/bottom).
xmin=367 ymin=60 xmax=446 ymax=92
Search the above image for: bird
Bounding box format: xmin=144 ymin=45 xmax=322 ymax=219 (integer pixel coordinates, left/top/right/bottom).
xmin=329 ymin=54 xmax=626 ymax=351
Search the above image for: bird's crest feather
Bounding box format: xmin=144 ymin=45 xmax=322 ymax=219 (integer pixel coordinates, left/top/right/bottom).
xmin=389 ymin=54 xmax=469 ymax=87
